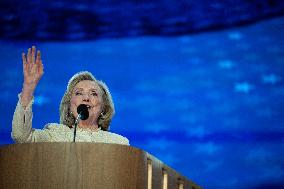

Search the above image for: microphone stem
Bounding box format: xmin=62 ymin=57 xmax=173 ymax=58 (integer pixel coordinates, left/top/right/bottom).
xmin=73 ymin=114 xmax=81 ymax=142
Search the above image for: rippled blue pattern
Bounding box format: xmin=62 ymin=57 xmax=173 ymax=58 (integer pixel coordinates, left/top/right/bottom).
xmin=1 ymin=14 xmax=284 ymax=189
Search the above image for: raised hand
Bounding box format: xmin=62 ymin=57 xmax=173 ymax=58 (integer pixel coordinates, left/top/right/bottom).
xmin=21 ymin=46 xmax=44 ymax=107
xmin=22 ymin=46 xmax=44 ymax=87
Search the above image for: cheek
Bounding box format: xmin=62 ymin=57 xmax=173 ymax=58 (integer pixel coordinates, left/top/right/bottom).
xmin=70 ymin=97 xmax=79 ymax=113
xmin=92 ymin=98 xmax=103 ymax=111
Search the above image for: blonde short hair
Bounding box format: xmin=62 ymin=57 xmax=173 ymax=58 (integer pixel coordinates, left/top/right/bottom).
xmin=59 ymin=71 xmax=115 ymax=131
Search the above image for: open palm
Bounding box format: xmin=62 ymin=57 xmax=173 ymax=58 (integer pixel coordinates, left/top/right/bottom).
xmin=22 ymin=46 xmax=44 ymax=87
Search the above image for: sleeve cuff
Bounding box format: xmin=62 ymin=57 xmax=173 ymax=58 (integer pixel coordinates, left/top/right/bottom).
xmin=17 ymin=93 xmax=34 ymax=111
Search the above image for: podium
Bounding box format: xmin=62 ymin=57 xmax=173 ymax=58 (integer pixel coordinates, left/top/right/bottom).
xmin=0 ymin=143 xmax=202 ymax=189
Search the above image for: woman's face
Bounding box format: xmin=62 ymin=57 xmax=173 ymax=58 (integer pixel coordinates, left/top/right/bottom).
xmin=70 ymin=80 xmax=103 ymax=125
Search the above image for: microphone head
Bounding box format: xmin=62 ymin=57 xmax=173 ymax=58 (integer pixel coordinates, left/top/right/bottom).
xmin=77 ymin=104 xmax=89 ymax=120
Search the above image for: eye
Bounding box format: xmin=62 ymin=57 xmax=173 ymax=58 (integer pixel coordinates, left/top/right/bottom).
xmin=91 ymin=92 xmax=97 ymax=96
xmin=75 ymin=92 xmax=82 ymax=96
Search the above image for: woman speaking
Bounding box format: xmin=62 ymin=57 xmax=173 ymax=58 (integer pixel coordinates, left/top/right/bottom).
xmin=12 ymin=46 xmax=129 ymax=145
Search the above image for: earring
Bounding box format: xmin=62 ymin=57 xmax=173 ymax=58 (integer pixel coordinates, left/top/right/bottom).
xmin=100 ymin=112 xmax=105 ymax=119
xmin=67 ymin=111 xmax=73 ymax=117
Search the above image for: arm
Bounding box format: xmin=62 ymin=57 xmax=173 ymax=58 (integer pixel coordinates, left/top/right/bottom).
xmin=11 ymin=46 xmax=44 ymax=143
xmin=11 ymin=94 xmax=34 ymax=142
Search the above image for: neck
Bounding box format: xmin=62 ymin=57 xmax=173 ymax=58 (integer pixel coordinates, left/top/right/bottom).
xmin=78 ymin=120 xmax=99 ymax=131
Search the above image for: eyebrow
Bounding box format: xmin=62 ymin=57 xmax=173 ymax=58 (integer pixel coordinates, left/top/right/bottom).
xmin=74 ymin=88 xmax=99 ymax=92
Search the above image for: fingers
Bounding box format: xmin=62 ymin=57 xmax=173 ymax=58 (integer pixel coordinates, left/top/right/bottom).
xmin=31 ymin=46 xmax=36 ymax=64
xmin=39 ymin=59 xmax=44 ymax=76
xmin=27 ymin=48 xmax=31 ymax=70
xmin=23 ymin=46 xmax=44 ymax=75
xmin=27 ymin=46 xmax=36 ymax=64
xmin=22 ymin=46 xmax=44 ymax=87
xmin=22 ymin=52 xmax=28 ymax=75
xmin=22 ymin=52 xmax=27 ymax=64
xmin=35 ymin=50 xmax=41 ymax=65
xmin=35 ymin=50 xmax=44 ymax=75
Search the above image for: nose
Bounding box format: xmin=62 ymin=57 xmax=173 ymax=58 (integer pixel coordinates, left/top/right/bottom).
xmin=82 ymin=93 xmax=90 ymax=101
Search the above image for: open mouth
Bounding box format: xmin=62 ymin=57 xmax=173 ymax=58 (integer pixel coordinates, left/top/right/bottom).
xmin=85 ymin=105 xmax=92 ymax=109
xmin=80 ymin=104 xmax=92 ymax=109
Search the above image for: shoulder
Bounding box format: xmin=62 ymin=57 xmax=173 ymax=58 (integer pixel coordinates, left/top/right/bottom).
xmin=43 ymin=123 xmax=71 ymax=131
xmin=100 ymin=130 xmax=130 ymax=145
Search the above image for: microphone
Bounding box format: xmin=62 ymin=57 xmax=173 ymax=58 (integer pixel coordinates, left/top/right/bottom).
xmin=77 ymin=104 xmax=89 ymax=120
xmin=73 ymin=104 xmax=89 ymax=142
